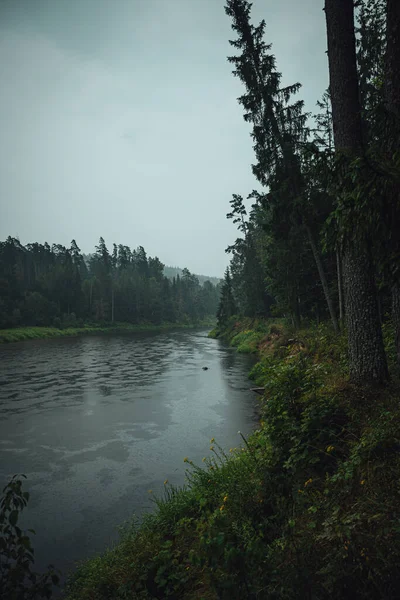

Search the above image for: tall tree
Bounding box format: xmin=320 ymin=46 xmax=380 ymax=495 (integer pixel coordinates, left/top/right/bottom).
xmin=324 ymin=0 xmax=388 ymax=383
xmin=226 ymin=194 xmax=272 ymax=317
xmin=225 ymin=0 xmax=339 ymax=331
xmin=384 ymin=0 xmax=400 ymax=365
xmin=217 ymin=268 xmax=237 ymax=327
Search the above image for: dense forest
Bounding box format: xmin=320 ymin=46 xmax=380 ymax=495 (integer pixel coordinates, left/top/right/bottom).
xmin=0 ymin=237 xmax=221 ymax=328
xmin=217 ymin=0 xmax=400 ymax=384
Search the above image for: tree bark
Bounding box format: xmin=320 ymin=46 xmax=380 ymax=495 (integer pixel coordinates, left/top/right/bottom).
xmin=336 ymin=247 xmax=344 ymax=326
xmin=385 ymin=0 xmax=400 ymax=121
xmin=385 ymin=0 xmax=400 ymax=366
xmin=324 ymin=0 xmax=363 ymax=153
xmin=111 ymin=288 xmax=115 ymax=323
xmin=305 ymin=225 xmax=339 ymax=332
xmin=343 ymin=248 xmax=388 ymax=382
xmin=324 ymin=0 xmax=389 ymax=384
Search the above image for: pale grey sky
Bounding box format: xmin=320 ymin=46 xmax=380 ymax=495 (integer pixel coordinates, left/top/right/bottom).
xmin=0 ymin=0 xmax=327 ymax=277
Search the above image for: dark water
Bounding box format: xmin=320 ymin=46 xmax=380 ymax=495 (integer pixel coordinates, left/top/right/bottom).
xmin=0 ymin=329 xmax=258 ymax=586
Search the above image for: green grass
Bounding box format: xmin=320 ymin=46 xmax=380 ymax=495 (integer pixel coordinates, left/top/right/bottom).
xmin=62 ymin=318 xmax=400 ymax=599
xmin=0 ymin=319 xmax=216 ymax=344
xmin=209 ymin=316 xmax=286 ymax=353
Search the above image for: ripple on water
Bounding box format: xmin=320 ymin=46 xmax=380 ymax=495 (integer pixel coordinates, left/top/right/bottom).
xmin=0 ymin=329 xmax=258 ymax=580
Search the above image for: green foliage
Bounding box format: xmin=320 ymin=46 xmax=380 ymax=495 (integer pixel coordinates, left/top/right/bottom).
xmin=230 ymin=329 xmax=264 ymax=353
xmin=216 ymin=268 xmax=237 ymax=328
xmin=0 ymin=237 xmax=220 ymax=332
xmin=0 ymin=475 xmax=60 ymax=599
xmin=221 ymin=0 xmax=343 ymax=330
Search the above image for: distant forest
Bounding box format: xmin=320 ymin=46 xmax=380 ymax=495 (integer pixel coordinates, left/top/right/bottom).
xmin=163 ymin=266 xmax=222 ymax=287
xmin=0 ymin=237 xmax=221 ymax=328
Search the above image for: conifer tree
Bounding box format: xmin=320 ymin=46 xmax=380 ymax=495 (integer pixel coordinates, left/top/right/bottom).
xmin=225 ymin=0 xmax=339 ymax=331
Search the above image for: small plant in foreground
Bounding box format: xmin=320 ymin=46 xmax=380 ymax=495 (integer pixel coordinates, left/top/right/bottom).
xmin=0 ymin=474 xmax=60 ymax=599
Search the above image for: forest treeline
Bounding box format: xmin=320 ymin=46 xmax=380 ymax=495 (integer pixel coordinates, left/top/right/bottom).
xmin=217 ymin=0 xmax=400 ymax=384
xmin=0 ymin=237 xmax=221 ymax=328
xmin=163 ymin=266 xmax=221 ymax=288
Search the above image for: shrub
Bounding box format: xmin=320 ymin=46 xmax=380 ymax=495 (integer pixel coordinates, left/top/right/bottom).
xmin=0 ymin=475 xmax=60 ymax=599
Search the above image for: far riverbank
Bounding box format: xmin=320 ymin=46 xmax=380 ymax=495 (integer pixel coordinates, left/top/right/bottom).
xmin=0 ymin=319 xmax=216 ymax=344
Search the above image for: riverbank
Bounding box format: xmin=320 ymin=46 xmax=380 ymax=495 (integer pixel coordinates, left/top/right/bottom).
xmin=36 ymin=318 xmax=400 ymax=598
xmin=0 ymin=319 xmax=216 ymax=344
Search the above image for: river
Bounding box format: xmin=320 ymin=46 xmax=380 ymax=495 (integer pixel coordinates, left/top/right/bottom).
xmin=0 ymin=328 xmax=258 ymax=587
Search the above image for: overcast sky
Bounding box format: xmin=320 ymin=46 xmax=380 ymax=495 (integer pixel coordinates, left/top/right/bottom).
xmin=0 ymin=0 xmax=327 ymax=277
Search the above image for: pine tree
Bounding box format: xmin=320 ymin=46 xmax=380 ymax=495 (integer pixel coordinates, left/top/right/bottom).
xmin=217 ymin=268 xmax=237 ymax=327
xmin=225 ymin=0 xmax=339 ymax=331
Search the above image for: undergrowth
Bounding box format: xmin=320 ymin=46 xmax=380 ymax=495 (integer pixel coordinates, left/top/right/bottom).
xmin=60 ymin=319 xmax=400 ymax=599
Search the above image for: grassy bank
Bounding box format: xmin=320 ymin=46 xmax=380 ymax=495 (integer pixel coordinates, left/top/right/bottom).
xmin=61 ymin=317 xmax=400 ymax=598
xmin=0 ymin=319 xmax=215 ymax=344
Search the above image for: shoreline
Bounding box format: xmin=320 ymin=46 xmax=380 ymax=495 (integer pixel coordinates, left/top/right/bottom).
xmin=63 ymin=317 xmax=400 ymax=599
xmin=0 ymin=320 xmax=216 ymax=344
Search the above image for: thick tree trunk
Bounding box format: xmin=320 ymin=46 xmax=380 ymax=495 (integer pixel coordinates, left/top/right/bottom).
xmin=385 ymin=0 xmax=400 ymax=121
xmin=336 ymin=247 xmax=344 ymax=326
xmin=324 ymin=0 xmax=389 ymax=384
xmin=343 ymin=248 xmax=389 ymax=383
xmin=306 ymin=225 xmax=339 ymax=332
xmin=385 ymin=0 xmax=400 ymax=366
xmin=324 ymin=0 xmax=363 ymax=153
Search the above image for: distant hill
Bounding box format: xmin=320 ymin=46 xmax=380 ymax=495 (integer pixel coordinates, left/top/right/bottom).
xmin=163 ymin=266 xmax=222 ymax=287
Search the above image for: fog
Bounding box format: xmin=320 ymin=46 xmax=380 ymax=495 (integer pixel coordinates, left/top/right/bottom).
xmin=0 ymin=0 xmax=327 ymax=277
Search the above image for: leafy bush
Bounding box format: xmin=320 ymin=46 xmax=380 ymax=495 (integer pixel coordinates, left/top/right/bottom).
xmin=0 ymin=475 xmax=60 ymax=599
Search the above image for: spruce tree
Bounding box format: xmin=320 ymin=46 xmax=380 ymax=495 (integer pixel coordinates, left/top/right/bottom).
xmin=225 ymin=0 xmax=339 ymax=331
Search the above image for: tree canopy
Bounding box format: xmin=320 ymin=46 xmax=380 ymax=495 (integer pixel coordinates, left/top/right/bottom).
xmin=217 ymin=0 xmax=400 ymax=383
xmin=0 ymin=237 xmax=221 ymax=328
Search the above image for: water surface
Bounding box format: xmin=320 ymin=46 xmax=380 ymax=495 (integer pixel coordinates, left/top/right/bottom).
xmin=0 ymin=329 xmax=258 ymax=584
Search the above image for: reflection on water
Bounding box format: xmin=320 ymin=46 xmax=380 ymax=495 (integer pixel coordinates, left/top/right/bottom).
xmin=0 ymin=329 xmax=258 ymax=585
